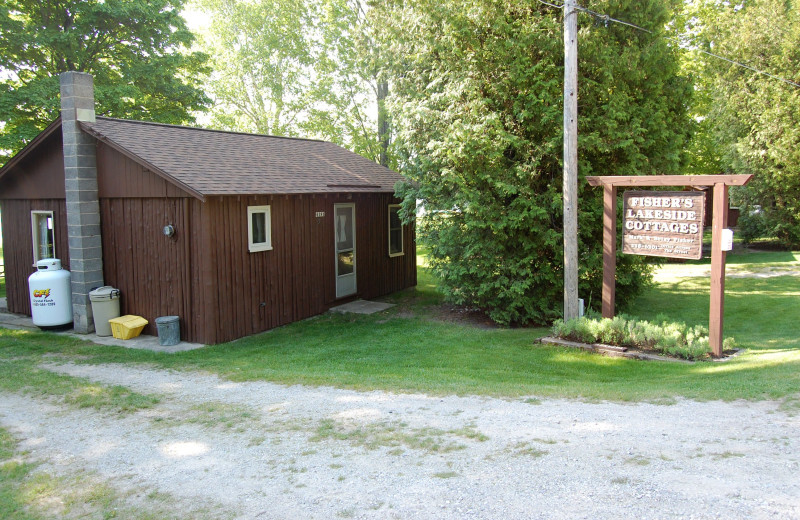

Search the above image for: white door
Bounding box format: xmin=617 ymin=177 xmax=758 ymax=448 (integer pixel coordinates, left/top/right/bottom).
xmin=335 ymin=203 xmax=356 ymax=298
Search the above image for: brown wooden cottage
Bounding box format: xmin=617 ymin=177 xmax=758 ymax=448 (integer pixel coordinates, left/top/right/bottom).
xmin=0 ymin=72 xmax=416 ymax=344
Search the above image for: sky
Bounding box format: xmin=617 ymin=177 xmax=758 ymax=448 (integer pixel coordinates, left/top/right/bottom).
xmin=182 ymin=5 xmax=211 ymax=32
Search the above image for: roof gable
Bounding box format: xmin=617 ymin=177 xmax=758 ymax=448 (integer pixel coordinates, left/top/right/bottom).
xmin=0 ymin=118 xmax=63 ymax=183
xmin=79 ymin=118 xmax=403 ymax=197
xmin=0 ymin=125 xmax=65 ymax=200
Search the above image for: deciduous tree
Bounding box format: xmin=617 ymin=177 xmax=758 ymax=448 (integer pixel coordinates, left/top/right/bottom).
xmin=0 ymin=0 xmax=210 ymax=163
xmin=682 ymin=0 xmax=800 ymax=247
xmin=195 ymin=0 xmax=387 ymax=163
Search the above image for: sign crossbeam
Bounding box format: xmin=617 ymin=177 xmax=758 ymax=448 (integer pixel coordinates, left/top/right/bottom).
xmin=587 ymin=175 xmax=752 ymax=187
xmin=586 ymin=174 xmax=753 ymax=357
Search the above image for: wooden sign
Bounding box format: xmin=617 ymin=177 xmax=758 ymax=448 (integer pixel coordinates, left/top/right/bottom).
xmin=622 ymin=191 xmax=705 ymax=260
xmin=586 ymin=174 xmax=753 ymax=357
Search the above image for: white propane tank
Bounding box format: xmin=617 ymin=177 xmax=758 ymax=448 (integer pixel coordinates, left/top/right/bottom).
xmin=28 ymin=258 xmax=73 ymax=328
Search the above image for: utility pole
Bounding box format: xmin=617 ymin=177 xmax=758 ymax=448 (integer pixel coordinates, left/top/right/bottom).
xmin=563 ymin=0 xmax=580 ymax=320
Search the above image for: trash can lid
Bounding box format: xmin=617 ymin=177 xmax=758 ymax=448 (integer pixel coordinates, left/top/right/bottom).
xmin=89 ymin=286 xmax=120 ymax=301
xmin=155 ymin=315 xmax=179 ymax=324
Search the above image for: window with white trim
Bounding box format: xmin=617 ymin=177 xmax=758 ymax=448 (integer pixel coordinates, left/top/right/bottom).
xmin=247 ymin=205 xmax=272 ymax=252
xmin=388 ymin=205 xmax=404 ymax=257
xmin=31 ymin=211 xmax=55 ymax=263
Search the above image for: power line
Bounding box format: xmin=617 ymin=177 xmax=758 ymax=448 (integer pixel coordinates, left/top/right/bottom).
xmin=536 ymin=0 xmax=564 ymax=10
xmin=690 ymin=46 xmax=800 ymax=89
xmin=577 ymin=6 xmax=651 ymax=33
xmin=534 ymin=1 xmax=800 ymax=89
xmin=575 ymin=4 xmax=800 ymax=90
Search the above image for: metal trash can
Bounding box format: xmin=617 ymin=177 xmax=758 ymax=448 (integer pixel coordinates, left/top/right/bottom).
xmin=155 ymin=316 xmax=180 ymax=346
xmin=89 ymin=286 xmax=121 ymax=337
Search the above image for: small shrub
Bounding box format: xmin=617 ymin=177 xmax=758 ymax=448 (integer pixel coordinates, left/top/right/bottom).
xmin=595 ymin=316 xmax=627 ymax=345
xmin=738 ymin=208 xmax=770 ymax=245
xmin=549 ymin=316 xmax=721 ymax=361
xmin=552 ymin=318 xmax=594 ymax=344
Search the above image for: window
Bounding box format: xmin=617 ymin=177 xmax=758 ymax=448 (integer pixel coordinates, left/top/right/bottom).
xmin=31 ymin=211 xmax=55 ymax=263
xmin=388 ymin=205 xmax=404 ymax=257
xmin=247 ymin=205 xmax=272 ymax=252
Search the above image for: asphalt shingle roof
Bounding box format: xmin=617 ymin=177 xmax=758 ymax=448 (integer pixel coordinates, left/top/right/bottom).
xmin=79 ymin=117 xmax=402 ymax=197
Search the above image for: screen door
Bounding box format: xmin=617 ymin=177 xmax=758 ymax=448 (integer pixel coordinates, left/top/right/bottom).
xmin=334 ymin=203 xmax=356 ymax=298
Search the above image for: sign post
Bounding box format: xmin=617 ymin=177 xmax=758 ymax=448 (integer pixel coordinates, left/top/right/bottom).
xmin=709 ymin=183 xmax=730 ymax=355
xmin=586 ymin=175 xmax=753 ymax=357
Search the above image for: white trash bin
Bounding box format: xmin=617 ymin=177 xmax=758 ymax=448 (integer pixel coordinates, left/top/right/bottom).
xmin=89 ymin=286 xmax=121 ymax=336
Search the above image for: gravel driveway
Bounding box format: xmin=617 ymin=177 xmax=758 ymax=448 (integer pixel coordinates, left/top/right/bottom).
xmin=1 ymin=362 xmax=798 ymax=519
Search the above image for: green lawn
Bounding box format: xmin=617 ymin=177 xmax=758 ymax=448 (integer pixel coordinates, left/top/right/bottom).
xmin=0 ymin=250 xmax=798 ymax=404
xmin=645 ymin=249 xmax=799 ymax=349
xmin=673 ymin=247 xmax=799 ymax=269
xmin=0 ymin=426 xmax=41 ymax=520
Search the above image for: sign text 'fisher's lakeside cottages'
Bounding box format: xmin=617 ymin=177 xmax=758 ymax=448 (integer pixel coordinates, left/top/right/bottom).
xmin=622 ymin=191 xmax=705 ymax=260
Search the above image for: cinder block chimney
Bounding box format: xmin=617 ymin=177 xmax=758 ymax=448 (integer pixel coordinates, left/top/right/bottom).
xmin=60 ymin=71 xmax=104 ymax=334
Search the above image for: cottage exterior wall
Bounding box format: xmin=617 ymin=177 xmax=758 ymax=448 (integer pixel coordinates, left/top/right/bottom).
xmin=181 ymin=193 xmax=416 ymax=344
xmin=0 ymin=199 xmax=69 ymax=314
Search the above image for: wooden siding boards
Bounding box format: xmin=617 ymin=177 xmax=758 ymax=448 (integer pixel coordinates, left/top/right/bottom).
xmin=206 ymin=195 xmax=319 ymax=344
xmin=99 ymin=197 xmax=193 ymax=339
xmin=93 ymin=143 xmax=201 ymax=340
xmin=0 ymin=132 xmax=65 ymax=200
xmin=0 ymin=122 xmax=416 ymax=345
xmin=0 ymin=199 xmax=69 ymax=314
xmin=0 ymin=129 xmax=69 ymax=315
xmin=2 ymin=189 xmax=416 ymax=344
xmin=96 ymin=142 xmax=194 ymax=199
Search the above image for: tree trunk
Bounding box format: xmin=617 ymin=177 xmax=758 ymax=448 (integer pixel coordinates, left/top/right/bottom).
xmin=377 ymin=79 xmax=390 ymax=167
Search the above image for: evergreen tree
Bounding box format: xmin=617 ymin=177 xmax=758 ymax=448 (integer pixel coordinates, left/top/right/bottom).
xmin=377 ymin=0 xmax=693 ymax=324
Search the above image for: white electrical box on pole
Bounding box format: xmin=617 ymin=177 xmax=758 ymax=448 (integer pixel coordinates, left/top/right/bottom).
xmin=563 ymin=0 xmax=580 ymax=320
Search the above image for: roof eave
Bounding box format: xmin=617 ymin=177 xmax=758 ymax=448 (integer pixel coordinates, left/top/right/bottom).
xmin=199 ymin=187 xmax=398 ymax=196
